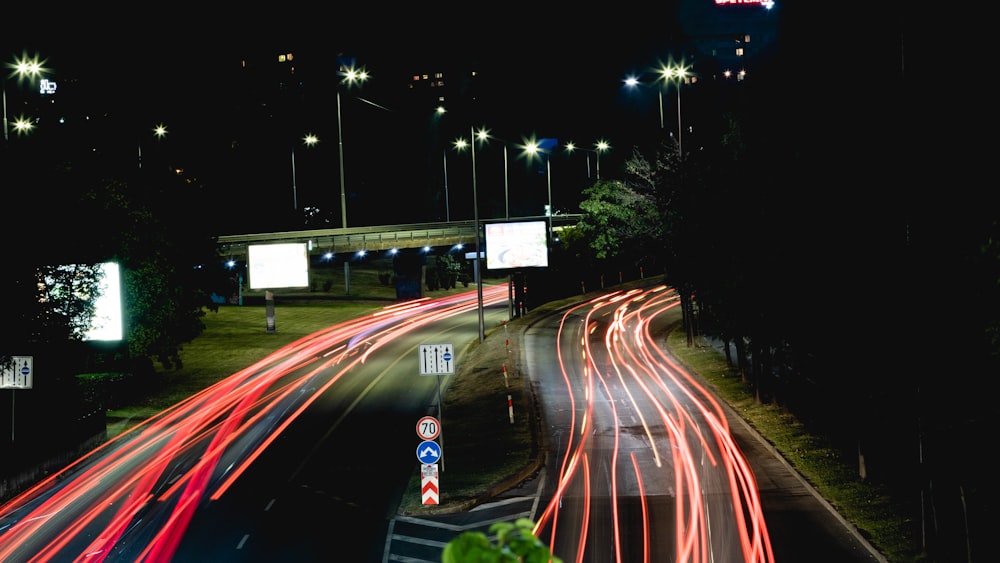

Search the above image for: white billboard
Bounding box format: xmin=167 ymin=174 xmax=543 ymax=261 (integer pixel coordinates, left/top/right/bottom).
xmin=248 ymin=243 xmax=310 ymax=289
xmin=484 ymin=221 xmax=549 ymax=270
xmin=39 ymin=261 xmax=123 ymax=341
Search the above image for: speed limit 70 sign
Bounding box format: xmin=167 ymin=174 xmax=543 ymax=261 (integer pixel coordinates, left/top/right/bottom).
xmin=416 ymin=416 xmax=440 ymax=440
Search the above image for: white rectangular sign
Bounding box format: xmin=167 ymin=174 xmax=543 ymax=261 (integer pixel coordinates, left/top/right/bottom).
xmin=1 ymin=356 xmax=34 ymax=389
xmin=419 ymin=344 xmax=455 ymax=375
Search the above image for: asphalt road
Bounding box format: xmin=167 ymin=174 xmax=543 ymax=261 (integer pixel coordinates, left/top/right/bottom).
xmin=383 ymin=285 xmax=888 ymax=562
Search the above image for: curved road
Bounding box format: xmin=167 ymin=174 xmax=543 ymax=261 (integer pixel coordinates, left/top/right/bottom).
xmin=0 ymin=285 xmax=510 ymax=562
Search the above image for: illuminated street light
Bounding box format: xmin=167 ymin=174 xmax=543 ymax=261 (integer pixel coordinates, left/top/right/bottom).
xmin=292 ymin=133 xmax=319 ymax=210
xmin=658 ymin=63 xmax=690 ymax=157
xmin=3 ymin=51 xmax=48 ymax=142
xmin=435 ymin=106 xmax=452 ymax=222
xmin=336 ymin=64 xmax=369 ymax=228
xmin=454 ymin=126 xmax=490 ymax=342
xmin=595 ymin=140 xmax=610 ymax=179
xmin=11 ymin=115 xmax=34 ymax=135
xmin=138 ymin=123 xmax=168 ymax=170
xmin=624 ymin=62 xmax=691 ymax=156
xmin=523 ymin=138 xmax=555 ymax=238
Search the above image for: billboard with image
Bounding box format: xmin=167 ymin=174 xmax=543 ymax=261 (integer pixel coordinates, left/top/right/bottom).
xmin=38 ymin=261 xmax=124 ymax=341
xmin=484 ymin=221 xmax=549 ymax=270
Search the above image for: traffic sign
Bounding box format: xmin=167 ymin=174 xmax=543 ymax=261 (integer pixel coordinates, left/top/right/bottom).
xmin=419 ymin=343 xmax=455 ymax=375
xmin=416 ymin=440 xmax=442 ymax=464
xmin=416 ymin=416 xmax=441 ymax=440
xmin=0 ymin=356 xmax=33 ymax=389
xmin=421 ymin=463 xmax=439 ymax=505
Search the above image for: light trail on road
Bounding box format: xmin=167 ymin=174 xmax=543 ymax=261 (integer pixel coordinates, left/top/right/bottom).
xmin=534 ymin=285 xmax=774 ymax=563
xmin=0 ymin=285 xmax=508 ymax=562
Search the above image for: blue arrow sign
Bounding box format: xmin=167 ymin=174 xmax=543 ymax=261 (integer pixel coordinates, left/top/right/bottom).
xmin=416 ymin=440 xmax=442 ymax=464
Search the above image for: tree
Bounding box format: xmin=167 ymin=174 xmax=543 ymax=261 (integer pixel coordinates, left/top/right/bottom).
xmin=576 ymin=155 xmax=663 ymax=271
xmin=441 ymin=518 xmax=562 ymax=563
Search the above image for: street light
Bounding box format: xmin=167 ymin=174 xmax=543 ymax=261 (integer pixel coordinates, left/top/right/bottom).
xmin=10 ymin=115 xmax=34 ymax=136
xmin=595 ymin=140 xmax=610 ymax=179
xmin=453 ymin=126 xmax=490 ymax=342
xmin=624 ymin=74 xmax=665 ymax=130
xmin=3 ymin=51 xmax=47 ymax=142
xmin=336 ymin=64 xmax=369 ymax=228
xmin=291 ymin=133 xmax=319 ymax=210
xmin=658 ymin=63 xmax=690 ymax=157
xmin=435 ymin=106 xmax=452 ymax=222
xmin=523 ymin=138 xmax=554 ymax=239
xmin=138 ymin=123 xmax=168 ymax=170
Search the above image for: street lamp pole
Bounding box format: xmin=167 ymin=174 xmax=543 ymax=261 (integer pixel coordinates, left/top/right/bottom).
xmin=471 ymin=126 xmax=485 ymax=343
xmin=442 ymin=149 xmax=450 ymax=222
xmin=545 ymin=157 xmax=553 ymax=239
xmin=336 ymin=89 xmax=347 ymax=227
xmin=595 ymin=140 xmax=610 ymax=180
xmin=660 ymin=64 xmax=688 ymax=157
xmin=291 ymin=134 xmax=318 ymax=211
xmin=335 ymin=65 xmax=369 ymax=228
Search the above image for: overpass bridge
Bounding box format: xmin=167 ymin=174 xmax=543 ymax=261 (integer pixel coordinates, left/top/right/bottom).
xmin=216 ymin=215 xmax=583 ymax=263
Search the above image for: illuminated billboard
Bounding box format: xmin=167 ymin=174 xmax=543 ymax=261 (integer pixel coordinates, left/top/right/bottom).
xmin=248 ymin=243 xmax=310 ymax=289
xmin=39 ymin=261 xmax=124 ymax=341
xmin=484 ymin=221 xmax=549 ymax=270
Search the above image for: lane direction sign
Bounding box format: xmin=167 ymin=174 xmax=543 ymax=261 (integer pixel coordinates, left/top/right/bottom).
xmin=419 ymin=343 xmax=455 ymax=375
xmin=416 ymin=440 xmax=442 ymax=464
xmin=416 ymin=416 xmax=440 ymax=440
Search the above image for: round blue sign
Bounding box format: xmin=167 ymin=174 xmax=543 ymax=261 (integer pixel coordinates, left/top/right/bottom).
xmin=443 ymin=352 xmax=452 ymax=362
xmin=416 ymin=440 xmax=442 ymax=464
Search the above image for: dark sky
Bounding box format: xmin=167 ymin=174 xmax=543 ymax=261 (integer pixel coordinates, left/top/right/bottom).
xmin=5 ymin=3 xmax=940 ymax=232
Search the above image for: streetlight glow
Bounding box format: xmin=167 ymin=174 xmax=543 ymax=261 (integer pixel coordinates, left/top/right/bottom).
xmin=657 ymin=62 xmax=690 ymax=156
xmin=336 ymin=64 xmax=369 ymax=228
xmin=3 ymin=51 xmax=48 ymax=142
xmin=12 ymin=115 xmax=33 ymax=135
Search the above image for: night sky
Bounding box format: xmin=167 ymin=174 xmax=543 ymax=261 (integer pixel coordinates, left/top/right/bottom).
xmin=2 ymin=3 xmax=962 ymax=235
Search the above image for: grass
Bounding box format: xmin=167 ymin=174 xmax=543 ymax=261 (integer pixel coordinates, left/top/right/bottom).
xmin=106 ymin=269 xmax=920 ymax=561
xmin=664 ymin=330 xmax=921 ymax=563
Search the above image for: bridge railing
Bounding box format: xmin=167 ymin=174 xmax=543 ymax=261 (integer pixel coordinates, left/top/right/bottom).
xmin=216 ymin=216 xmax=582 ymax=257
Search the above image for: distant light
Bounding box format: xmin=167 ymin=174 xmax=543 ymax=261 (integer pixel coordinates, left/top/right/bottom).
xmin=226 ymin=260 xmax=236 ymax=268
xmin=388 ymin=248 xmax=399 ymax=255
xmin=323 ymin=251 xmax=334 ymax=260
xmin=356 ymin=250 xmax=367 ymax=257
xmin=423 ymin=246 xmax=431 ymax=253
xmin=39 ymin=79 xmax=57 ymax=95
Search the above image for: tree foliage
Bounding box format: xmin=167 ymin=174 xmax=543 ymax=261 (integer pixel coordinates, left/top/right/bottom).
xmin=441 ymin=518 xmax=562 ymax=563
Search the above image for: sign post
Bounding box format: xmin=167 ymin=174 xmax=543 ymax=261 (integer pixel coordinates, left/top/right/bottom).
xmin=1 ymin=356 xmax=33 ymax=444
xmin=419 ymin=344 xmax=453 ymax=471
xmin=416 ymin=417 xmax=442 ymax=505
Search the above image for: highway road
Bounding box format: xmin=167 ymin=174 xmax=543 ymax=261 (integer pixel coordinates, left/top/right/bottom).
xmin=0 ymin=282 xmax=887 ymax=562
xmin=0 ymin=285 xmax=510 ymax=562
xmin=385 ymin=284 xmax=886 ymax=563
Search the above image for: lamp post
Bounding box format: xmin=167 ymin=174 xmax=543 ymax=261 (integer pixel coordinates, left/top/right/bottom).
xmin=291 ymin=133 xmax=319 ymax=210
xmin=659 ymin=63 xmax=689 ymax=157
xmin=454 ymin=126 xmax=489 ymax=342
xmin=138 ymin=123 xmax=168 ymax=170
xmin=523 ymin=140 xmax=555 ymax=238
xmin=336 ymin=65 xmax=369 ymax=228
xmin=595 ymin=140 xmax=610 ymax=180
xmin=3 ymin=52 xmax=47 ymax=143
xmin=434 ymin=105 xmax=452 ymax=222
